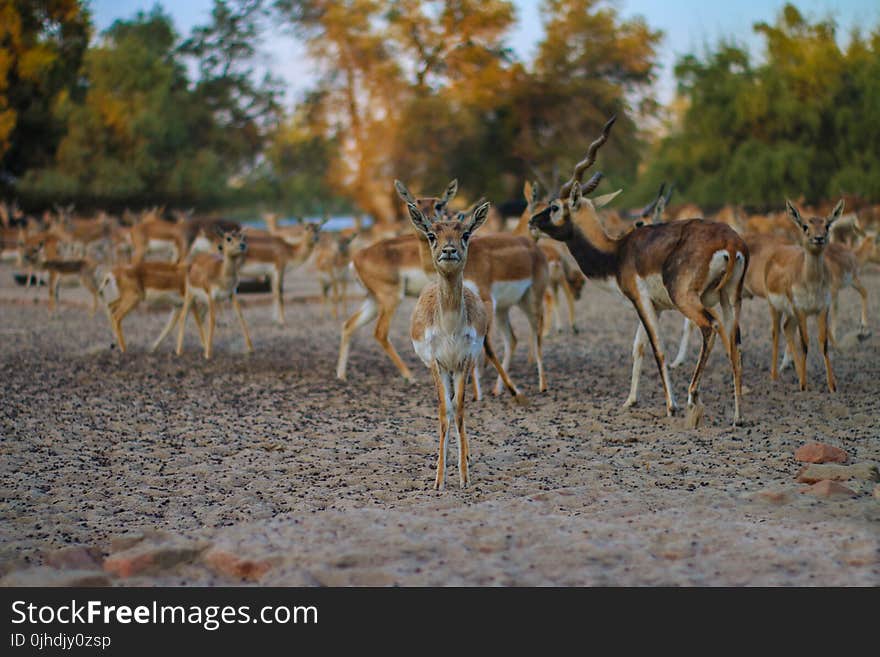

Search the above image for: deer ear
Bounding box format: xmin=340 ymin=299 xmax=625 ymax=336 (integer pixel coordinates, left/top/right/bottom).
xmin=394 ymin=180 xmax=416 ymax=205
xmin=593 ymin=189 xmax=622 ymax=209
xmin=441 ymin=179 xmax=458 ymax=206
xmin=468 ymin=202 xmax=491 ymax=234
xmin=786 ymin=200 xmax=804 ymax=226
xmin=828 ymin=199 xmax=845 ymax=226
xmin=407 ymin=203 xmax=432 ymax=235
xmin=523 ymin=181 xmax=532 ymax=203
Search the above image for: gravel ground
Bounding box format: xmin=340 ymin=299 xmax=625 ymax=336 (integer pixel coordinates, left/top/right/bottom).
xmin=1 ymin=259 xmax=878 ymax=586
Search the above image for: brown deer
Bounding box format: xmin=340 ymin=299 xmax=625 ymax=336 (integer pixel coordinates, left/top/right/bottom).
xmin=314 ymin=232 xmax=357 ymax=319
xmin=407 ymin=201 xmax=494 ymax=489
xmin=240 ymin=220 xmax=325 ymax=325
xmin=176 ymin=230 xmax=252 ymax=359
xmin=764 ymin=200 xmax=844 ymax=392
xmin=100 ymin=261 xmax=206 ymax=353
xmin=529 ymin=116 xmax=748 ymax=426
xmin=393 ymin=180 xmax=549 ymax=397
xmin=21 ymin=240 xmax=100 ymax=315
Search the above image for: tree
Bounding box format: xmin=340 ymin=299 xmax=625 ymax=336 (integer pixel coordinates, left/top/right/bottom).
xmin=0 ymin=0 xmax=90 ymax=184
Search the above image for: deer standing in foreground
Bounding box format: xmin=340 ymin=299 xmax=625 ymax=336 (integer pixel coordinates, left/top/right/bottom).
xmin=764 ymin=200 xmax=843 ymax=392
xmin=407 ymin=201 xmax=493 ymax=490
xmin=176 ymin=230 xmax=252 ymax=359
xmin=394 ymin=180 xmax=548 ymax=398
xmin=530 ymin=117 xmax=748 ymax=426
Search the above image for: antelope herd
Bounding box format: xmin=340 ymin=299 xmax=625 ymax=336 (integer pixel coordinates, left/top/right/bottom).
xmin=1 ymin=117 xmax=879 ymax=489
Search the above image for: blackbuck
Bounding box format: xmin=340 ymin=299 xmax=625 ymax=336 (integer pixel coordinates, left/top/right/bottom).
xmin=21 ymin=240 xmax=100 ymax=316
xmin=314 ymin=232 xmax=357 ymax=319
xmin=513 ymin=181 xmax=588 ymax=334
xmin=241 ymin=220 xmax=325 ymax=325
xmin=407 ymin=201 xmax=497 ymax=489
xmin=529 ymin=116 xmax=748 ymax=426
xmin=130 ymin=207 xmax=187 ymax=263
xmin=393 ymin=179 xmax=549 ymax=397
xmin=176 ymin=230 xmax=252 ymax=359
xmin=764 ymin=200 xmax=843 ymax=392
xmin=101 ymin=261 xmax=205 ymax=353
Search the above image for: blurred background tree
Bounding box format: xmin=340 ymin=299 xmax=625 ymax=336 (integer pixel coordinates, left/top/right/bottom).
xmin=1 ymin=1 xmax=879 ymax=216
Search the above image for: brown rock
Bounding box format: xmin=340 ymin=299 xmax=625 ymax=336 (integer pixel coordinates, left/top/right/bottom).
xmin=799 ymin=480 xmax=857 ymax=499
xmin=755 ymin=488 xmax=791 ymax=504
xmin=794 ymin=442 xmax=848 ymax=464
xmin=795 ymin=462 xmax=880 ymax=484
xmin=103 ymin=541 xmax=207 ymax=578
xmin=1 ymin=567 xmax=110 ymax=587
xmin=45 ymin=546 xmax=103 ymax=570
xmin=108 ymin=530 xmax=169 ymax=554
xmin=203 ymin=548 xmax=276 ymax=582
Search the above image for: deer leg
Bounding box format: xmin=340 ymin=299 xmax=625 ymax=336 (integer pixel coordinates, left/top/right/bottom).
xmin=151 ymin=307 xmax=181 ymax=352
xmin=853 ymin=277 xmax=871 ymax=339
xmin=520 ymin=291 xmax=547 ymax=392
xmin=272 ymin=268 xmax=285 ymax=326
xmin=818 ymin=308 xmax=836 ymax=393
xmin=483 ymin=333 xmax=524 ymax=403
xmin=432 ymin=364 xmax=452 ymax=491
xmin=204 ymin=297 xmax=217 ymax=360
xmin=492 ymin=307 xmax=515 ymax=395
xmin=339 ymin=276 xmax=348 ymax=317
xmin=471 ymin=355 xmax=483 ymax=401
xmin=633 ymin=293 xmax=677 ymax=416
xmin=81 ymin=271 xmax=99 ymax=317
xmin=670 ymin=317 xmax=693 ymax=369
xmin=374 ymin=298 xmax=412 ymax=381
xmin=623 ymin=322 xmax=647 ymax=408
xmin=336 ymin=295 xmax=379 ymax=380
xmin=720 ymin=274 xmax=745 ymax=426
xmin=769 ymin=304 xmax=781 ymax=381
xmin=176 ymin=289 xmax=193 ymax=356
xmin=231 ymin=295 xmax=253 ymax=354
xmin=111 ymin=293 xmax=142 ymax=353
xmin=782 ymin=315 xmax=805 ymax=391
xmin=560 ymin=276 xmax=578 ymax=333
xmin=795 ymin=310 xmax=810 ymax=391
xmin=453 ymin=368 xmax=469 ymax=488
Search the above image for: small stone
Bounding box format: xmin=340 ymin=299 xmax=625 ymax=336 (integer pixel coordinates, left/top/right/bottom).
xmin=799 ymin=480 xmax=857 ymax=499
xmin=755 ymin=488 xmax=790 ymax=504
xmin=796 ymin=462 xmax=880 ymax=484
xmin=794 ymin=442 xmax=848 ymax=464
xmin=108 ymin=530 xmax=169 ymax=553
xmin=1 ymin=567 xmax=110 ymax=587
xmin=202 ymin=548 xmax=276 ymax=582
xmin=103 ymin=541 xmax=207 ymax=578
xmin=44 ymin=546 xmax=103 ymax=570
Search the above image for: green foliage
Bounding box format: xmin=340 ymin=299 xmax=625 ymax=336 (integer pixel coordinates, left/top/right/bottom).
xmin=638 ymin=4 xmax=880 ymax=208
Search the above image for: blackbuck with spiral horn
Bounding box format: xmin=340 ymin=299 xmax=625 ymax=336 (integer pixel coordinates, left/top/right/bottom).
xmin=529 ymin=116 xmax=748 ymax=427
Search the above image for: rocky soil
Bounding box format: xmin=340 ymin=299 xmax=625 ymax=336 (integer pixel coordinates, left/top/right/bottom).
xmin=1 ymin=260 xmax=878 ymax=586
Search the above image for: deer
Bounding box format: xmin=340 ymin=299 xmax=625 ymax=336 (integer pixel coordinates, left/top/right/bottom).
xmin=313 ymin=232 xmax=357 ymax=320
xmin=100 ymin=261 xmax=206 ymax=353
xmin=336 ymin=181 xmax=525 ymax=400
xmin=764 ymin=200 xmax=844 ymax=392
xmin=393 ymin=180 xmax=549 ymax=398
xmin=512 ymin=181 xmax=587 ymax=335
xmin=129 ymin=207 xmax=187 ymax=263
xmin=240 ymin=220 xmax=326 ymax=325
xmin=529 ymin=116 xmax=748 ymax=427
xmin=176 ymin=229 xmax=252 ymax=360
xmin=21 ymin=239 xmax=100 ymax=316
xmin=407 ymin=201 xmax=495 ymax=489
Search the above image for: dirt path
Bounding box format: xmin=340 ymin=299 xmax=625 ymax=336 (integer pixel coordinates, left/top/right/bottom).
xmin=1 ymin=263 xmax=877 ymax=585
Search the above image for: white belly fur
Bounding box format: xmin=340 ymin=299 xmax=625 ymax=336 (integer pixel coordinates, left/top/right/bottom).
xmin=190 ymin=285 xmax=232 ymax=304
xmin=189 ymin=236 xmax=214 ymax=255
xmin=401 ymin=268 xmax=432 ymax=297
xmin=638 ymin=273 xmax=674 ymax=310
xmin=145 ymin=288 xmax=184 ymax=307
xmin=488 ymin=278 xmax=531 ymax=309
xmin=413 ymin=325 xmax=483 ymax=371
xmin=240 ymin=261 xmax=277 ymax=278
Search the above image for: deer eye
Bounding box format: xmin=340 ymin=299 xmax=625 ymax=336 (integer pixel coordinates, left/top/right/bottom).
xmin=802 ymin=225 xmax=808 ymax=232
xmin=461 ymin=231 xmax=471 ymax=244
xmin=426 ymin=232 xmax=436 ymax=244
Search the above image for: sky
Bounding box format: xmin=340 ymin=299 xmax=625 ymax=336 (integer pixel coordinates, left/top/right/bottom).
xmin=89 ymin=0 xmax=880 ymax=106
